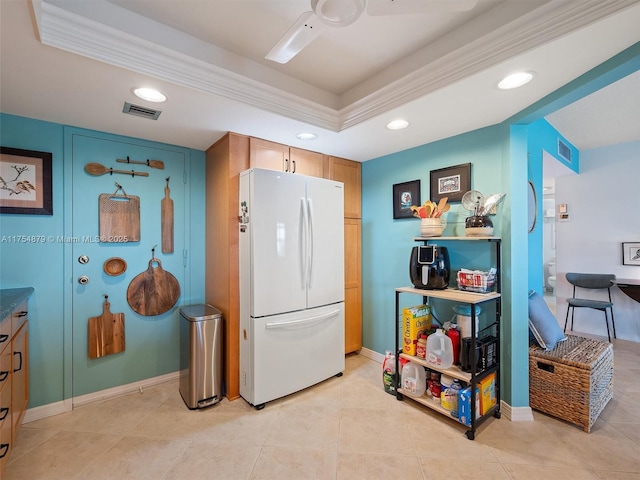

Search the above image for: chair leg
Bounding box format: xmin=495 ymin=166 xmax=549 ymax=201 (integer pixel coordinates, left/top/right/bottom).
xmin=564 ymin=306 xmax=571 ymax=332
xmin=570 ymin=307 xmax=575 ymax=332
xmin=604 ymin=310 xmax=611 ymax=342
xmin=610 ymin=307 xmax=616 ymax=339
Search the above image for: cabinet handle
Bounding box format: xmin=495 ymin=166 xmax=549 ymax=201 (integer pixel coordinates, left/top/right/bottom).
xmin=13 ymin=351 xmax=22 ymax=372
xmin=0 ymin=407 xmax=8 ymax=421
xmin=0 ymin=371 xmax=7 ymax=382
xmin=292 ymin=160 xmax=296 ymax=173
xmin=284 ymin=158 xmax=289 ymax=172
xmin=0 ymin=334 xmax=8 ymax=344
xmin=17 ymin=311 xmax=28 ymax=317
xmin=0 ymin=443 xmax=8 ymax=459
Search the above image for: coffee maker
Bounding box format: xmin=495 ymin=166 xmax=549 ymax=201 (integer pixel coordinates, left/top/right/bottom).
xmin=409 ymin=245 xmax=450 ymax=290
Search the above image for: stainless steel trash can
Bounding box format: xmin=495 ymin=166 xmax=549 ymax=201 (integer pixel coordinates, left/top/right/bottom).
xmin=179 ymin=304 xmax=224 ymax=409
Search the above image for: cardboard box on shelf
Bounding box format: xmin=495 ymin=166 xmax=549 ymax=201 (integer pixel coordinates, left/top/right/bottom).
xmin=479 ymin=372 xmax=497 ymax=415
xmin=402 ymin=305 xmax=431 ymax=356
xmin=458 ymin=386 xmax=480 ymax=427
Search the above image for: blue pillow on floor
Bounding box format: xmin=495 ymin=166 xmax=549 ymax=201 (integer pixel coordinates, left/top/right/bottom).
xmin=528 ymin=290 xmax=566 ymax=350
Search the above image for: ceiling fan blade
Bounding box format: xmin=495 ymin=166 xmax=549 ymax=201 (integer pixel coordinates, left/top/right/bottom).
xmin=367 ymin=0 xmax=477 ymax=16
xmin=265 ymin=11 xmax=325 ymax=64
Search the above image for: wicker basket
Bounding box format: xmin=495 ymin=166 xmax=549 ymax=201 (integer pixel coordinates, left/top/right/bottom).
xmin=529 ymin=334 xmax=613 ymax=433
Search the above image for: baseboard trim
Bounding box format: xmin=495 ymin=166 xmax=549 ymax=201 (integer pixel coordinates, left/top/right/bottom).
xmin=500 ymin=400 xmax=534 ymax=421
xmin=358 ymin=347 xmax=385 ymax=364
xmin=23 ymin=371 xmax=180 ymax=424
xmin=23 ymin=399 xmax=72 ymax=424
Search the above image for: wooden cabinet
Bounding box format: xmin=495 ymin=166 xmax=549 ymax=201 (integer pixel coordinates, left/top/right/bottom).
xmin=326 ymin=157 xmax=362 ymax=353
xmin=0 ymin=291 xmax=31 ymax=476
xmin=11 ymin=324 xmax=28 ymax=441
xmin=344 ymin=219 xmax=362 ymax=353
xmin=0 ymin=331 xmax=11 ymax=475
xmin=206 ymin=133 xmax=250 ymax=401
xmin=249 ymin=138 xmax=324 ymax=177
xmin=327 ymin=156 xmax=361 ymax=219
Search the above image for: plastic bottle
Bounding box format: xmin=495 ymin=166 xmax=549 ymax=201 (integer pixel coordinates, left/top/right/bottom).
xmin=446 ymin=326 xmax=460 ymax=365
xmin=426 ymin=329 xmax=454 ymax=369
xmin=401 ymin=362 xmax=426 ymax=397
xmin=449 ymin=380 xmax=463 ymax=418
xmin=382 ymin=351 xmax=396 ymax=395
xmin=440 ymin=375 xmax=454 ymax=411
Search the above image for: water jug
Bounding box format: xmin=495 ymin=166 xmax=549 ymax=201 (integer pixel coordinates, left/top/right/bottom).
xmin=401 ymin=362 xmax=426 ymax=397
xmin=453 ymin=304 xmax=481 ymax=338
xmin=426 ymin=329 xmax=453 ymax=369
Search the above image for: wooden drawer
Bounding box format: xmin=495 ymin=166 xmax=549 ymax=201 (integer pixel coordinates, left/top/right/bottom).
xmin=0 ymin=344 xmax=10 ymax=391
xmin=11 ymin=300 xmax=28 ymax=337
xmin=0 ymin=313 xmax=10 ymax=351
xmin=0 ymin=409 xmax=11 ymax=473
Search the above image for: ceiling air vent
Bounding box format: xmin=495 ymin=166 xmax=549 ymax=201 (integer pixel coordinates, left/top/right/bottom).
xmin=122 ymin=102 xmax=161 ymax=120
xmin=557 ymin=138 xmax=571 ymax=163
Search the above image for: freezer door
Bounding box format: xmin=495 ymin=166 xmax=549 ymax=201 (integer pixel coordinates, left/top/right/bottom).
xmin=306 ymin=176 xmax=345 ymax=308
xmin=249 ymin=169 xmax=307 ymax=317
xmin=249 ymin=304 xmax=345 ymax=405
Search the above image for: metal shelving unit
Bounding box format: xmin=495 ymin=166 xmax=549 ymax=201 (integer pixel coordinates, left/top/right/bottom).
xmin=394 ymin=236 xmax=501 ymax=440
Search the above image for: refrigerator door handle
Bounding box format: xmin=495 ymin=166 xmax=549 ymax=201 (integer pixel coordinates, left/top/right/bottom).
xmin=300 ymin=197 xmax=308 ymax=289
xmin=307 ymin=198 xmax=314 ymax=288
xmin=265 ymin=309 xmax=341 ymax=329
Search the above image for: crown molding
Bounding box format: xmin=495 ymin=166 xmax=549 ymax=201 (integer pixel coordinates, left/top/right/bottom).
xmin=33 ymin=0 xmax=638 ymax=132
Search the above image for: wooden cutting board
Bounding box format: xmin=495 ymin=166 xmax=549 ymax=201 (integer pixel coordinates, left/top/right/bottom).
xmin=127 ymin=258 xmax=180 ymax=316
xmin=99 ymin=193 xmax=140 ymax=242
xmin=161 ymin=179 xmax=174 ymax=253
xmin=88 ymin=299 xmax=125 ymax=359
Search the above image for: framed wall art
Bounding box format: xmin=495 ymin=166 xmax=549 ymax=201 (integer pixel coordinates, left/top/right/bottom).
xmin=392 ymin=180 xmax=420 ymax=219
xmin=622 ymin=242 xmax=640 ymax=266
xmin=0 ymin=146 xmax=53 ymax=215
xmin=430 ymin=162 xmax=471 ymax=203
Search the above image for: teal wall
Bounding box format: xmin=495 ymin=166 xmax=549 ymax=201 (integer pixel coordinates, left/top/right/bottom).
xmin=0 ymin=113 xmax=206 ymax=407
xmin=361 ymin=125 xmax=528 ymax=405
xmin=526 ymin=118 xmax=579 ymax=295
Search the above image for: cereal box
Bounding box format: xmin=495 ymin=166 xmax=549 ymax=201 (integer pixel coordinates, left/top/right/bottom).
xmin=402 ymin=304 xmax=431 ymax=356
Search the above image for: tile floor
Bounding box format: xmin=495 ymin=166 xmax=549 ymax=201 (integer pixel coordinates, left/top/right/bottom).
xmin=5 ymin=337 xmax=640 ymax=480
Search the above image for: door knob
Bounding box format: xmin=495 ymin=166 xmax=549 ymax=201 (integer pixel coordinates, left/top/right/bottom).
xmin=78 ymin=275 xmax=90 ymax=285
xmin=78 ymin=255 xmax=90 ymax=264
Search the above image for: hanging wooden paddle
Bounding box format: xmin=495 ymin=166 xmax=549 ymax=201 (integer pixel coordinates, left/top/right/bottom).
xmin=116 ymin=156 xmax=165 ymax=169
xmin=161 ymin=177 xmax=174 ymax=253
xmin=127 ymin=248 xmax=180 ymax=316
xmin=88 ymin=296 xmax=125 ymax=359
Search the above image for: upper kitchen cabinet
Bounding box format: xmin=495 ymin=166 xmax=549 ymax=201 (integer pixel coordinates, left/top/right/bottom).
xmin=249 ymin=138 xmax=324 ymax=177
xmin=327 ymin=156 xmax=361 ymax=219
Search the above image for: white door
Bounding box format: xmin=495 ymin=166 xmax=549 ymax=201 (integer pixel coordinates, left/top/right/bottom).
xmin=306 ymin=176 xmax=345 ymax=309
xmin=249 ymin=169 xmax=306 ymax=317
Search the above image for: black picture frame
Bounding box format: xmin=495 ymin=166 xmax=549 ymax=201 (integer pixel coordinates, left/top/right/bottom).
xmin=393 ymin=180 xmax=420 ymax=219
xmin=430 ymin=162 xmax=471 ymax=203
xmin=622 ymin=242 xmax=640 ymax=266
xmin=0 ymin=146 xmax=53 ymax=215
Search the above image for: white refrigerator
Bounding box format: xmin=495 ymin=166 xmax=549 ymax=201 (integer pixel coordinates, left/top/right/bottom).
xmin=239 ymin=168 xmax=345 ymax=408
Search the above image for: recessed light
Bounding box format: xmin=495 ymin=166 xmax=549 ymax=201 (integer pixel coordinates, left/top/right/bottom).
xmin=132 ymin=87 xmax=167 ymax=103
xmin=498 ymin=72 xmax=534 ymax=90
xmin=386 ymin=119 xmax=409 ymax=130
xmin=296 ymin=132 xmax=317 ymax=140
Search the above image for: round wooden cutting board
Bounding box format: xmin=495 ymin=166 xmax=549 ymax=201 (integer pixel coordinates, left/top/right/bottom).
xmin=126 ymin=258 xmax=180 ymax=316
